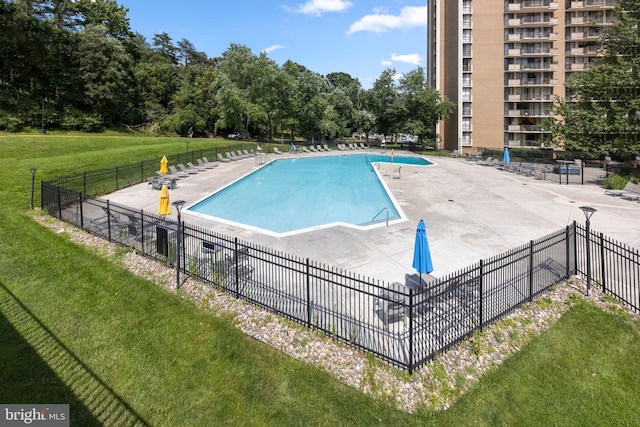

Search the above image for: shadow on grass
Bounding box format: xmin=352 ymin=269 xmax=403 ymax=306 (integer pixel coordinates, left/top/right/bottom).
xmin=0 ymin=282 xmax=149 ymax=426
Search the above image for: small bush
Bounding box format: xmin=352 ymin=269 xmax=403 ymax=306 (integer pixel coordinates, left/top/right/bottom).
xmin=61 ymin=110 xmax=103 ymax=132
xmin=0 ymin=114 xmax=25 ymax=132
xmin=602 ymin=174 xmax=628 ymax=190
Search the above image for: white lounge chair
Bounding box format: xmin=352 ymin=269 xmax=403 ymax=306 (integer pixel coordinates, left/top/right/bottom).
xmin=202 ymin=157 xmax=219 ymax=167
xmin=217 ymin=153 xmax=231 ymax=163
xmin=273 ymin=147 xmax=283 ymax=154
xmin=197 ymin=159 xmax=216 ymax=169
xmin=168 ymin=165 xmax=188 ymax=178
xmin=178 ymin=163 xmax=198 ymax=174
xmin=323 ymin=144 xmax=332 ymax=151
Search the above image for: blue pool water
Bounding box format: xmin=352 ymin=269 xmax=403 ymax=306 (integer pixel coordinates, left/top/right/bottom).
xmin=187 ymin=154 xmax=431 ymax=234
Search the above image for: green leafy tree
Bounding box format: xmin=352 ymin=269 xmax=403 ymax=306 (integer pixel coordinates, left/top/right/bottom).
xmin=545 ymin=0 xmax=640 ymax=156
xmin=396 ymin=67 xmax=454 ymax=145
xmin=76 ymin=24 xmax=134 ymax=125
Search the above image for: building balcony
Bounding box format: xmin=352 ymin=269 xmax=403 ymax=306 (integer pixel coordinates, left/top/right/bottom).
xmin=569 ymin=0 xmax=618 ymax=10
xmin=507 ymin=124 xmax=545 ymax=132
xmin=506 ymin=16 xmax=559 ymax=27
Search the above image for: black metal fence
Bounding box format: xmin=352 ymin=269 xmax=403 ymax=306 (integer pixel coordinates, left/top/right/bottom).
xmin=40 ymin=176 xmax=640 ymax=373
xmin=43 ymin=143 xmax=259 ymax=197
xmin=575 ymin=224 xmax=640 ymax=314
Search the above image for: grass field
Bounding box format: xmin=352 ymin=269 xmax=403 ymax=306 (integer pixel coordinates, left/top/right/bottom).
xmin=1 ymin=131 xmax=639 ymax=426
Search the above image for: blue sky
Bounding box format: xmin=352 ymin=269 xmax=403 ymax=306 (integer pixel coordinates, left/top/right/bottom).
xmin=118 ymin=0 xmax=427 ymax=88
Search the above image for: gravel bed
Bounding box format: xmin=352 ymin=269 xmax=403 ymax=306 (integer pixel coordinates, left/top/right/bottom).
xmin=36 ymin=214 xmax=635 ymax=413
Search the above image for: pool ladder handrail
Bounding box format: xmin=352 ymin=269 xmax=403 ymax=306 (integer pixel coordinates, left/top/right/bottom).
xmin=372 ymin=207 xmax=389 ymax=226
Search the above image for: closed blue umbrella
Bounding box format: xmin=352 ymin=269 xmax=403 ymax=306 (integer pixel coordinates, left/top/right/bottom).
xmin=412 ymin=220 xmax=434 ymax=281
xmin=503 ymin=146 xmax=511 ymax=163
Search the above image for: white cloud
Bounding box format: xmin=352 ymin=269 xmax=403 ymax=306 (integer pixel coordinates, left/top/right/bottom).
xmin=391 ymin=53 xmax=422 ymax=65
xmin=288 ymin=0 xmax=353 ymax=16
xmin=381 ymin=60 xmax=393 ymax=66
xmin=347 ymin=5 xmax=427 ymax=35
xmin=263 ymin=44 xmax=285 ymax=54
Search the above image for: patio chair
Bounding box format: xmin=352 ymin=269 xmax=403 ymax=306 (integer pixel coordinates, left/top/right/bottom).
xmin=243 ymin=149 xmax=254 ymax=157
xmin=316 ymin=145 xmax=325 ymax=152
xmin=178 ymin=163 xmax=198 ymax=174
xmin=217 ymin=153 xmax=231 ymax=163
xmin=323 ymin=144 xmax=332 ymax=151
xmin=225 ymin=152 xmax=239 ymax=161
xmin=187 ymin=161 xmax=206 ymax=171
xmin=197 ymin=159 xmax=216 ymax=169
xmin=202 ymin=157 xmax=219 ymax=167
xmin=168 ymin=165 xmax=189 ymax=178
xmin=605 ymin=181 xmax=636 ymax=197
xmin=392 ymin=166 xmax=401 ymax=179
xmin=300 ymin=147 xmax=310 ymax=153
xmin=148 ymin=177 xmax=161 ymax=190
xmin=375 ymin=282 xmax=406 ymax=328
xmin=309 ymin=145 xmax=317 ymax=152
xmin=359 ymin=143 xmax=368 ymax=149
xmin=273 ymin=147 xmax=283 ymax=155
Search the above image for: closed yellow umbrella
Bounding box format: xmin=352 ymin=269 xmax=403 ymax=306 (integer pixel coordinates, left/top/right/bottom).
xmin=160 ymin=156 xmax=169 ymax=174
xmin=158 ymin=185 xmax=171 ymax=216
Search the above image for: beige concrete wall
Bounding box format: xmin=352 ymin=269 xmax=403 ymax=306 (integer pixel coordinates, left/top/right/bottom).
xmin=470 ymin=2 xmax=506 ymax=151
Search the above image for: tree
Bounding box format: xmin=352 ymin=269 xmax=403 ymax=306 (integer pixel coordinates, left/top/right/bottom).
xmin=396 ymin=68 xmax=454 ymax=145
xmin=544 ymin=0 xmax=640 ymax=156
xmin=76 ymin=24 xmax=134 ymax=125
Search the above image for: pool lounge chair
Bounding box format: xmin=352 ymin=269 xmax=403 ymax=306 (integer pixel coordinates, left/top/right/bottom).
xmin=178 ymin=163 xmax=199 ymax=174
xmin=359 ymin=143 xmax=368 ymax=149
xmin=168 ymin=165 xmax=189 ymax=178
xmin=323 ymin=144 xmax=332 ymax=151
xmin=217 ymin=153 xmax=231 ymax=163
xmin=197 ymin=159 xmax=216 ymax=169
xmin=309 ymin=145 xmax=317 ymax=152
xmin=300 ymin=146 xmax=310 ymax=153
xmin=316 ymin=145 xmax=325 ymax=152
xmin=202 ymin=157 xmax=219 ymax=167
xmin=225 ymin=152 xmax=239 ymax=161
xmin=273 ymin=147 xmax=283 ymax=155
xmin=605 ymin=181 xmax=637 ymax=197
xmin=187 ymin=161 xmax=206 ymax=171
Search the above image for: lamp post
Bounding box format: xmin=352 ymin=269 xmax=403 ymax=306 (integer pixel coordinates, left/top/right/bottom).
xmin=172 ymin=200 xmax=186 ymax=290
xmin=580 ymin=206 xmax=597 ymax=296
xmin=29 ymin=167 xmax=38 ymax=209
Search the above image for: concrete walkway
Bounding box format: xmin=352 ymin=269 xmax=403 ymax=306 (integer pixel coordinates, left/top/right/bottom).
xmin=106 ymin=151 xmax=640 ymax=284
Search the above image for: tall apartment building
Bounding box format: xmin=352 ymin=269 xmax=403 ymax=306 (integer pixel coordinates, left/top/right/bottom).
xmin=429 ymin=0 xmax=618 ymax=153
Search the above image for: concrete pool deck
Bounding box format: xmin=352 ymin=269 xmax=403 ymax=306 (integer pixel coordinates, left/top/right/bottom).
xmin=106 ymin=150 xmax=640 ymax=284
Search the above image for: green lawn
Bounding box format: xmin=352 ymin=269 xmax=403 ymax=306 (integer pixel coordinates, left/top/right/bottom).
xmin=1 ymin=132 xmax=639 ymax=426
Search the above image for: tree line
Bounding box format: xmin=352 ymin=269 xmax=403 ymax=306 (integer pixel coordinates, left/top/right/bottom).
xmin=0 ymin=0 xmax=454 ymax=143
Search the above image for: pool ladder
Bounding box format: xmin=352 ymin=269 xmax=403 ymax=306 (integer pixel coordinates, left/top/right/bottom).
xmin=372 ymin=207 xmax=389 ymax=226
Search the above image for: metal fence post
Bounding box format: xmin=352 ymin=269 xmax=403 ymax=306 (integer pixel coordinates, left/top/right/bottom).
xmin=106 ymin=200 xmax=112 ymax=241
xmin=573 ymin=221 xmax=578 ymax=275
xmin=408 ymin=288 xmax=414 ymax=374
xmin=600 ymin=232 xmax=606 ymax=294
xmin=306 ymin=258 xmax=311 ymax=328
xmin=529 ymin=240 xmax=534 ymax=302
xmin=79 ymin=193 xmax=84 ymax=229
xmin=234 ymin=237 xmax=240 ymax=298
xmin=479 ymin=260 xmax=484 ymax=330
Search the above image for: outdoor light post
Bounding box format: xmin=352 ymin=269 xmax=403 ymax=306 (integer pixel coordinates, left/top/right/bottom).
xmin=580 ymin=206 xmax=597 ymax=296
xmin=29 ymin=167 xmax=38 ymax=209
xmin=172 ymin=200 xmax=186 ymax=290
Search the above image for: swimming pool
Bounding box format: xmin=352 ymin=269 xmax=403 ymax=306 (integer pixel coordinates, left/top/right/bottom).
xmin=187 ymin=153 xmax=432 ymax=235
